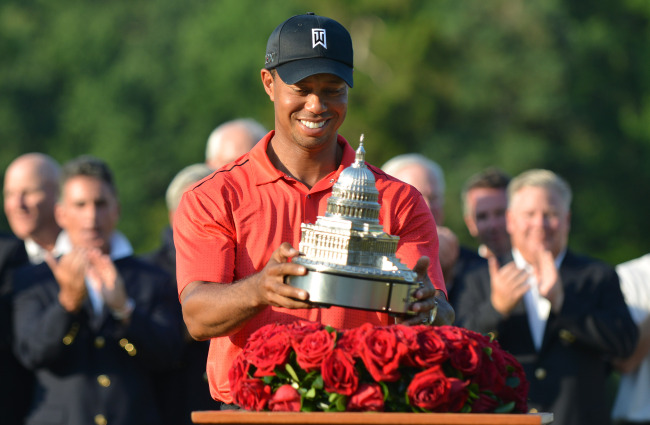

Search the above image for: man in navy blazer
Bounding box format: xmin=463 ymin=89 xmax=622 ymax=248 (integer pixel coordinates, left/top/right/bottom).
xmin=12 ymin=156 xmax=183 ymax=425
xmin=454 ymin=169 xmax=638 ymax=425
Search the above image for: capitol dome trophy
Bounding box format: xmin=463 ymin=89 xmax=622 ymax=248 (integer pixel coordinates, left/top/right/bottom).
xmin=286 ymin=136 xmax=433 ymax=319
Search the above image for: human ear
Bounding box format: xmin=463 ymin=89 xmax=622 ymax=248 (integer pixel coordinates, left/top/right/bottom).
xmin=261 ymin=69 xmax=275 ymax=101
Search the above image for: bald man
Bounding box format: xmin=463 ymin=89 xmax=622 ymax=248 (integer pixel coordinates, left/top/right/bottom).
xmin=205 ymin=118 xmax=267 ymax=170
xmin=381 ymin=154 xmax=460 ymax=283
xmin=3 ymin=153 xmax=62 ymax=263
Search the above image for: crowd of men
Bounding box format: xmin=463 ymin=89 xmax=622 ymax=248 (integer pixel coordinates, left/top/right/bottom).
xmin=1 ymin=12 xmax=648 ymax=425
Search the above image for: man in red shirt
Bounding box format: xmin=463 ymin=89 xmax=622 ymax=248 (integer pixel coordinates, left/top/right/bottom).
xmin=174 ymin=13 xmax=453 ymax=405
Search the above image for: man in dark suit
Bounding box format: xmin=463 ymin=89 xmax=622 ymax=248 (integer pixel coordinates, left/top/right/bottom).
xmin=454 ymin=169 xmax=638 ymax=425
xmin=145 ymin=163 xmax=221 ymax=425
xmin=0 ymin=233 xmax=31 ymax=425
xmin=12 ymin=156 xmax=183 ymax=425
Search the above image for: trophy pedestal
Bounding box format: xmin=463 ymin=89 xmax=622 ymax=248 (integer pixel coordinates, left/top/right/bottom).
xmin=286 ymin=265 xmax=419 ymax=315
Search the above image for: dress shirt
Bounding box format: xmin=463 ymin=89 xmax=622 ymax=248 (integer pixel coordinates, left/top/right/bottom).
xmin=512 ymin=248 xmax=566 ymax=351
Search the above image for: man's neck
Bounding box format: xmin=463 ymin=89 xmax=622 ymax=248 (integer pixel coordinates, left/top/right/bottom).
xmin=30 ymin=228 xmax=61 ymax=252
xmin=267 ymin=135 xmax=343 ymax=189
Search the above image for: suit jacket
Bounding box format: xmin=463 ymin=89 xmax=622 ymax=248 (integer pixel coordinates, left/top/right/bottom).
xmin=454 ymin=250 xmax=638 ymax=425
xmin=143 ymin=226 xmax=220 ymax=425
xmin=0 ymin=234 xmax=32 ymax=425
xmin=448 ymin=245 xmax=486 ymax=308
xmin=13 ymin=256 xmax=184 ymax=425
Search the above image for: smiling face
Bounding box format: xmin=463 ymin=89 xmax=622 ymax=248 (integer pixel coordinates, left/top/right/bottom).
xmin=3 ymin=154 xmax=60 ymax=246
xmin=56 ymin=176 xmax=120 ymax=254
xmin=506 ymin=185 xmax=570 ymax=264
xmin=262 ymin=70 xmax=347 ymax=151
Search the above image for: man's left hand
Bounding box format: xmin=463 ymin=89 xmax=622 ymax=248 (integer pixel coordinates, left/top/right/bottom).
xmin=399 ymin=256 xmax=455 ymax=326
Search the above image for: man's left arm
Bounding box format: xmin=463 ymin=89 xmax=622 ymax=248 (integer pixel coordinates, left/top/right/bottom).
xmin=389 ymin=186 xmax=454 ymax=326
xmin=552 ymin=259 xmax=638 ymax=358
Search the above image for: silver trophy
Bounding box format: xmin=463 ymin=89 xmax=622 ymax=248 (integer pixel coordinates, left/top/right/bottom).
xmin=287 ymin=135 xmax=424 ymax=316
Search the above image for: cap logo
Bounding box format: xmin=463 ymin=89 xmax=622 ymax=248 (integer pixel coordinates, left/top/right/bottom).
xmin=312 ymin=28 xmax=327 ymax=49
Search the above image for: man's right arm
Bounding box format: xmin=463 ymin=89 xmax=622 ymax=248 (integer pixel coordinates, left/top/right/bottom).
xmin=180 ymin=243 xmax=312 ymax=340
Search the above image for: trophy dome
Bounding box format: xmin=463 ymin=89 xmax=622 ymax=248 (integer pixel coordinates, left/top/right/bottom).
xmin=326 ymin=135 xmax=380 ymax=222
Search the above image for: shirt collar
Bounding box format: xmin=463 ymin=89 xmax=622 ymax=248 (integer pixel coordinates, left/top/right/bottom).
xmin=56 ymin=231 xmax=133 ymax=260
xmin=250 ymin=131 xmax=357 ymax=189
xmin=512 ymin=248 xmax=566 ymax=271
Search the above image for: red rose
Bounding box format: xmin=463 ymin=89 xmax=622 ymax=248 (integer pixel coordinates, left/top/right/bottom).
xmin=249 ymin=331 xmax=292 ymax=377
xmin=293 ymin=328 xmax=336 ymax=371
xmin=268 ymin=384 xmax=301 ymax=412
xmin=322 ymin=349 xmax=359 ymax=396
xmin=472 ymin=392 xmax=500 ymax=413
xmin=473 ymin=343 xmax=506 ymax=394
xmin=410 ymin=328 xmax=448 ymax=368
xmin=360 ymin=326 xmax=410 ymax=382
xmin=287 ymin=321 xmax=325 ymax=344
xmin=346 ymin=383 xmax=385 ymax=412
xmin=406 ymin=365 xmax=451 ymax=412
xmin=228 ymin=354 xmax=251 ymax=389
xmin=498 ymin=351 xmax=529 ymax=413
xmin=231 ymin=378 xmax=272 ymax=411
xmin=244 ymin=323 xmax=287 ymax=355
xmin=442 ymin=377 xmax=470 ymax=412
xmin=438 ymin=327 xmax=481 ymax=376
xmin=337 ymin=324 xmax=371 ymax=358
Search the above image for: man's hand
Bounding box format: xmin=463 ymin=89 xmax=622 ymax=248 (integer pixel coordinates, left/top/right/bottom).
xmin=532 ymin=249 xmax=564 ymax=313
xmin=86 ymin=249 xmax=131 ymax=317
xmin=250 ymin=242 xmax=312 ymax=310
xmin=45 ymin=249 xmax=88 ymax=313
xmin=399 ymin=256 xmax=454 ymax=326
xmin=489 ymin=256 xmax=529 ymax=316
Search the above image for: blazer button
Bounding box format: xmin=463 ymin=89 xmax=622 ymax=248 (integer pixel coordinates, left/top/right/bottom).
xmin=95 ymin=414 xmax=107 ymax=425
xmin=559 ymin=329 xmax=576 ymax=344
xmin=97 ymin=374 xmax=111 ymax=388
xmin=534 ymin=368 xmax=547 ymax=380
xmin=94 ymin=336 xmax=105 ymax=348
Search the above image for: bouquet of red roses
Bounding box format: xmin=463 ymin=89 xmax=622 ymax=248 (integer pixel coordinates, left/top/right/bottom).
xmin=228 ymin=321 xmax=528 ymax=413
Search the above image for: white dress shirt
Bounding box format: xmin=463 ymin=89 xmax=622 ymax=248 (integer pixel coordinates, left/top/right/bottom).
xmin=512 ymin=248 xmax=565 ymax=351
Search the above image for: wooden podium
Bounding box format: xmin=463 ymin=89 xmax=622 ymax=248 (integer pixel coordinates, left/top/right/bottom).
xmin=191 ymin=411 xmax=553 ymax=425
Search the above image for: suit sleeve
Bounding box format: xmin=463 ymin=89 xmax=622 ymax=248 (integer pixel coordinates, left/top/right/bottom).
xmin=453 ymin=265 xmax=506 ymax=333
xmin=12 ymin=268 xmax=80 ymax=369
xmin=551 ymin=261 xmax=638 ymax=358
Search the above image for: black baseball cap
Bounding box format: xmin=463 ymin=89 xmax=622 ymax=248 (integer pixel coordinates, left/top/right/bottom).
xmin=265 ymin=13 xmax=354 ymax=87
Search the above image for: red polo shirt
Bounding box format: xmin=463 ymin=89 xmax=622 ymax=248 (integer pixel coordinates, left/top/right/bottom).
xmin=174 ymin=132 xmax=445 ymax=403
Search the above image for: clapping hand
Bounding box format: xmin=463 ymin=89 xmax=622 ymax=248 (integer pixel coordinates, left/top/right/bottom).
xmin=45 ymin=249 xmax=89 ymax=313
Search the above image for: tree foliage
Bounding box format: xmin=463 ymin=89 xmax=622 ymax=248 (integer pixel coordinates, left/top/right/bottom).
xmin=1 ymin=0 xmax=648 ymax=264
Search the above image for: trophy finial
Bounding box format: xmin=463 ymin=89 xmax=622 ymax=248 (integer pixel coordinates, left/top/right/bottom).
xmin=355 ymin=134 xmax=366 ymax=166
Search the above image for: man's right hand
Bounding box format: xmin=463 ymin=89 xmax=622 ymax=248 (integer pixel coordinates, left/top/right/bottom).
xmin=45 ymin=249 xmax=88 ymax=313
xmin=180 ymin=242 xmax=312 ymax=340
xmin=488 ymin=256 xmax=529 ymax=316
xmin=250 ymin=242 xmax=312 ymax=310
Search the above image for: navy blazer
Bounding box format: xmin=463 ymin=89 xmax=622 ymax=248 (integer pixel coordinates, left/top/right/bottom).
xmin=13 ymin=256 xmax=184 ymax=425
xmin=454 ymin=250 xmax=638 ymax=425
xmin=0 ymin=234 xmax=32 ymax=425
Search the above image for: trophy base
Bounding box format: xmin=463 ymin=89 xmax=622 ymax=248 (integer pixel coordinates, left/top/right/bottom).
xmin=285 ymin=265 xmax=419 ymax=315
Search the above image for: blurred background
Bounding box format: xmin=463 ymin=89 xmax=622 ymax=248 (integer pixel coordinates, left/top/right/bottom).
xmin=2 ymin=0 xmax=649 ymax=265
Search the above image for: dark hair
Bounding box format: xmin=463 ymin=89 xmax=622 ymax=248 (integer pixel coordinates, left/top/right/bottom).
xmin=61 ymin=155 xmax=117 ymax=195
xmin=461 ymin=167 xmax=511 ymax=215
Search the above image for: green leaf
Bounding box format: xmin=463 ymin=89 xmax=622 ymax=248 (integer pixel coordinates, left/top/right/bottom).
xmin=305 ymin=387 xmax=316 ymax=399
xmin=285 ymin=363 xmax=300 ymax=383
xmin=262 ymin=375 xmax=274 ymax=385
xmin=506 ymin=376 xmax=520 ymax=388
xmin=494 ymin=401 xmax=515 ymax=413
xmin=312 ymin=374 xmax=324 ymax=390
